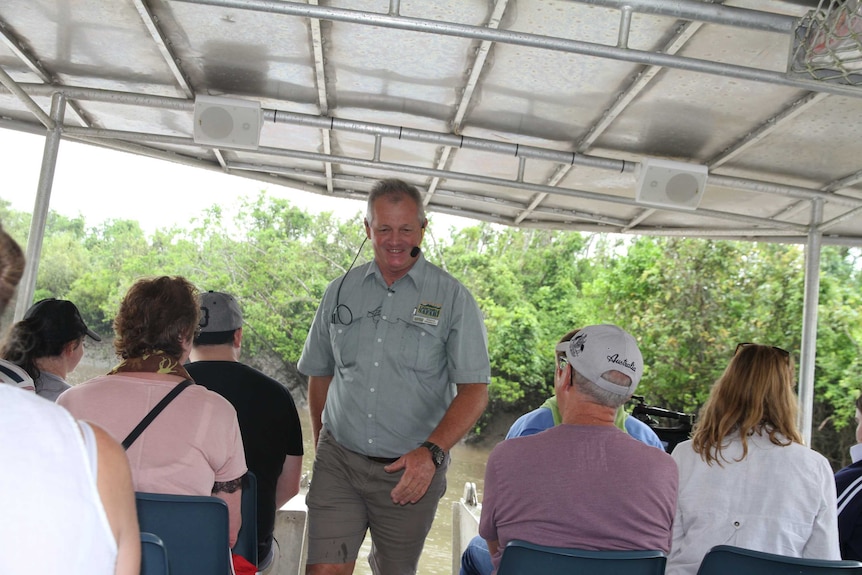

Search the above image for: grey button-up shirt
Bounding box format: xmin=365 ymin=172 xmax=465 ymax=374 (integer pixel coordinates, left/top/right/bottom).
xmin=36 ymin=371 xmax=71 ymax=403
xmin=298 ymin=255 xmax=490 ymax=457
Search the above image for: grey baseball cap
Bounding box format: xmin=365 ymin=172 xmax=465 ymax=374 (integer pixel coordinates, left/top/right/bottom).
xmin=198 ymin=291 xmax=243 ymax=333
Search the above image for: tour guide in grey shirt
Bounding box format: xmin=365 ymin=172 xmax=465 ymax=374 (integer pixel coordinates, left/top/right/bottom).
xmin=298 ymin=178 xmax=491 ymax=575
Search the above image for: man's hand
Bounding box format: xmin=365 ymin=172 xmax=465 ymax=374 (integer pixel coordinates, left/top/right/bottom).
xmin=384 ymin=446 xmax=437 ymax=505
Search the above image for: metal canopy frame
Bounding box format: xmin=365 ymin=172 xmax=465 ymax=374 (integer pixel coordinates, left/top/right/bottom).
xmin=2 ymin=0 xmax=861 ymax=440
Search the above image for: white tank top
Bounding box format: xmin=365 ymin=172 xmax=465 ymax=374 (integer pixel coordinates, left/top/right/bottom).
xmin=0 ymin=385 xmax=117 ymax=574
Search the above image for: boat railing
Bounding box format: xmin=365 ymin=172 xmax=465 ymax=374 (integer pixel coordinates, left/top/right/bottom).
xmin=451 ymin=481 xmax=481 ymax=574
xmin=272 ymin=492 xmax=309 ymax=575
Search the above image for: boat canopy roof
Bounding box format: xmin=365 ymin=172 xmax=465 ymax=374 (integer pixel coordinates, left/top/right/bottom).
xmin=1 ymin=0 xmax=861 ymax=243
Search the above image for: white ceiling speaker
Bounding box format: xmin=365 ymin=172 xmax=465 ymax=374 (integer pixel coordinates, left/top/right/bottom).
xmin=635 ymin=158 xmax=708 ymax=211
xmin=193 ymin=95 xmax=262 ymax=150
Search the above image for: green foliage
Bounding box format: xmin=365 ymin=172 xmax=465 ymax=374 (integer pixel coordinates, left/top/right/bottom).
xmin=4 ymin=193 xmax=861 ymax=468
xmin=808 ymin=247 xmax=862 ymax=466
xmin=0 ymin=199 xmax=32 ymax=243
xmin=578 ymin=238 xmax=809 ymax=412
xmin=438 ymin=225 xmax=593 ymax=427
xmin=177 ymin=194 xmax=366 ymax=365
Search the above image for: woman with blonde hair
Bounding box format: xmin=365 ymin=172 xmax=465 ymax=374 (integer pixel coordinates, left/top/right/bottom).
xmin=666 ymin=343 xmax=840 ymax=575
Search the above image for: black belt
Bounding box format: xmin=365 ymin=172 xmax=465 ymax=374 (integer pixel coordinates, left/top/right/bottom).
xmin=366 ymin=455 xmax=400 ymax=464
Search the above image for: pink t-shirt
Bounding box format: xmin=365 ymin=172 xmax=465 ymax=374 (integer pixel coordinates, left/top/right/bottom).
xmin=58 ymin=374 xmax=247 ymax=496
xmin=479 ymin=424 xmax=678 ymax=573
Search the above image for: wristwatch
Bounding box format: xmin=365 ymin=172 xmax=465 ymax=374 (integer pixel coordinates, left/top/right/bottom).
xmin=421 ymin=441 xmax=446 ymax=468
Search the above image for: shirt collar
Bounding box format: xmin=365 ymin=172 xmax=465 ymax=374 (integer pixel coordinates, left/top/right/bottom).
xmin=367 ymin=253 xmax=425 ymax=289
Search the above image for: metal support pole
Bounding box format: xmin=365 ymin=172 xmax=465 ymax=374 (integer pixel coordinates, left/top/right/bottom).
xmin=0 ymin=66 xmax=55 ymax=130
xmin=618 ymin=5 xmax=633 ymax=48
xmin=798 ymin=199 xmax=823 ymax=445
xmin=13 ymin=92 xmax=65 ymax=321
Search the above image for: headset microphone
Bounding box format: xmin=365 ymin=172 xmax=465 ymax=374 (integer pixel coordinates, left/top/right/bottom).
xmin=410 ymin=246 xmax=420 ymax=258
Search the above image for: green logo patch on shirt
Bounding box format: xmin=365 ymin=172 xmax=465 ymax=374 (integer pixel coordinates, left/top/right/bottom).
xmin=413 ymin=303 xmax=441 ymax=326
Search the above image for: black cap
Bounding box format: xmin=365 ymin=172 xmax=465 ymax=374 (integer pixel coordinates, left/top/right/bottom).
xmin=23 ymin=298 xmax=101 ymax=342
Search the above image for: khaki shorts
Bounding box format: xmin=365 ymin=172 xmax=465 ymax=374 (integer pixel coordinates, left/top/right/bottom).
xmin=306 ymin=428 xmax=448 ymax=575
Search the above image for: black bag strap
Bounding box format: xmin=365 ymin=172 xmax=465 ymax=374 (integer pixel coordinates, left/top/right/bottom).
xmin=122 ymin=379 xmax=193 ymax=450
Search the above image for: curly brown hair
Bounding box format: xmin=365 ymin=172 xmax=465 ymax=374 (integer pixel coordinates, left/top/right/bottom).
xmin=113 ymin=276 xmax=200 ymax=359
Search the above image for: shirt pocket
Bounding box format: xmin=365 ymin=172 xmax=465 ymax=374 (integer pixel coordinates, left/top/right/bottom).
xmin=399 ymin=322 xmax=445 ymax=373
xmin=329 ymin=320 xmax=361 ymax=369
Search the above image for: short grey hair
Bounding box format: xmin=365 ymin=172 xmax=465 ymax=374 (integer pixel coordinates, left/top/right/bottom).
xmin=366 ymin=178 xmax=427 ymax=226
xmin=573 ymin=369 xmax=632 ymax=409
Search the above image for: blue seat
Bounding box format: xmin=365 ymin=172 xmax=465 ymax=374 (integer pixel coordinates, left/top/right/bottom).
xmin=697 ymin=545 xmax=862 ymax=575
xmin=497 ymin=539 xmax=667 ymax=575
xmin=233 ymin=471 xmax=258 ymax=567
xmin=141 ymin=531 xmax=169 ymax=575
xmin=135 ymin=492 xmax=231 ymax=575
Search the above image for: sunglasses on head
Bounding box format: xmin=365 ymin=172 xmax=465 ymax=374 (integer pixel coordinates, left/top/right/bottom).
xmin=735 ymin=342 xmax=790 ymax=359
